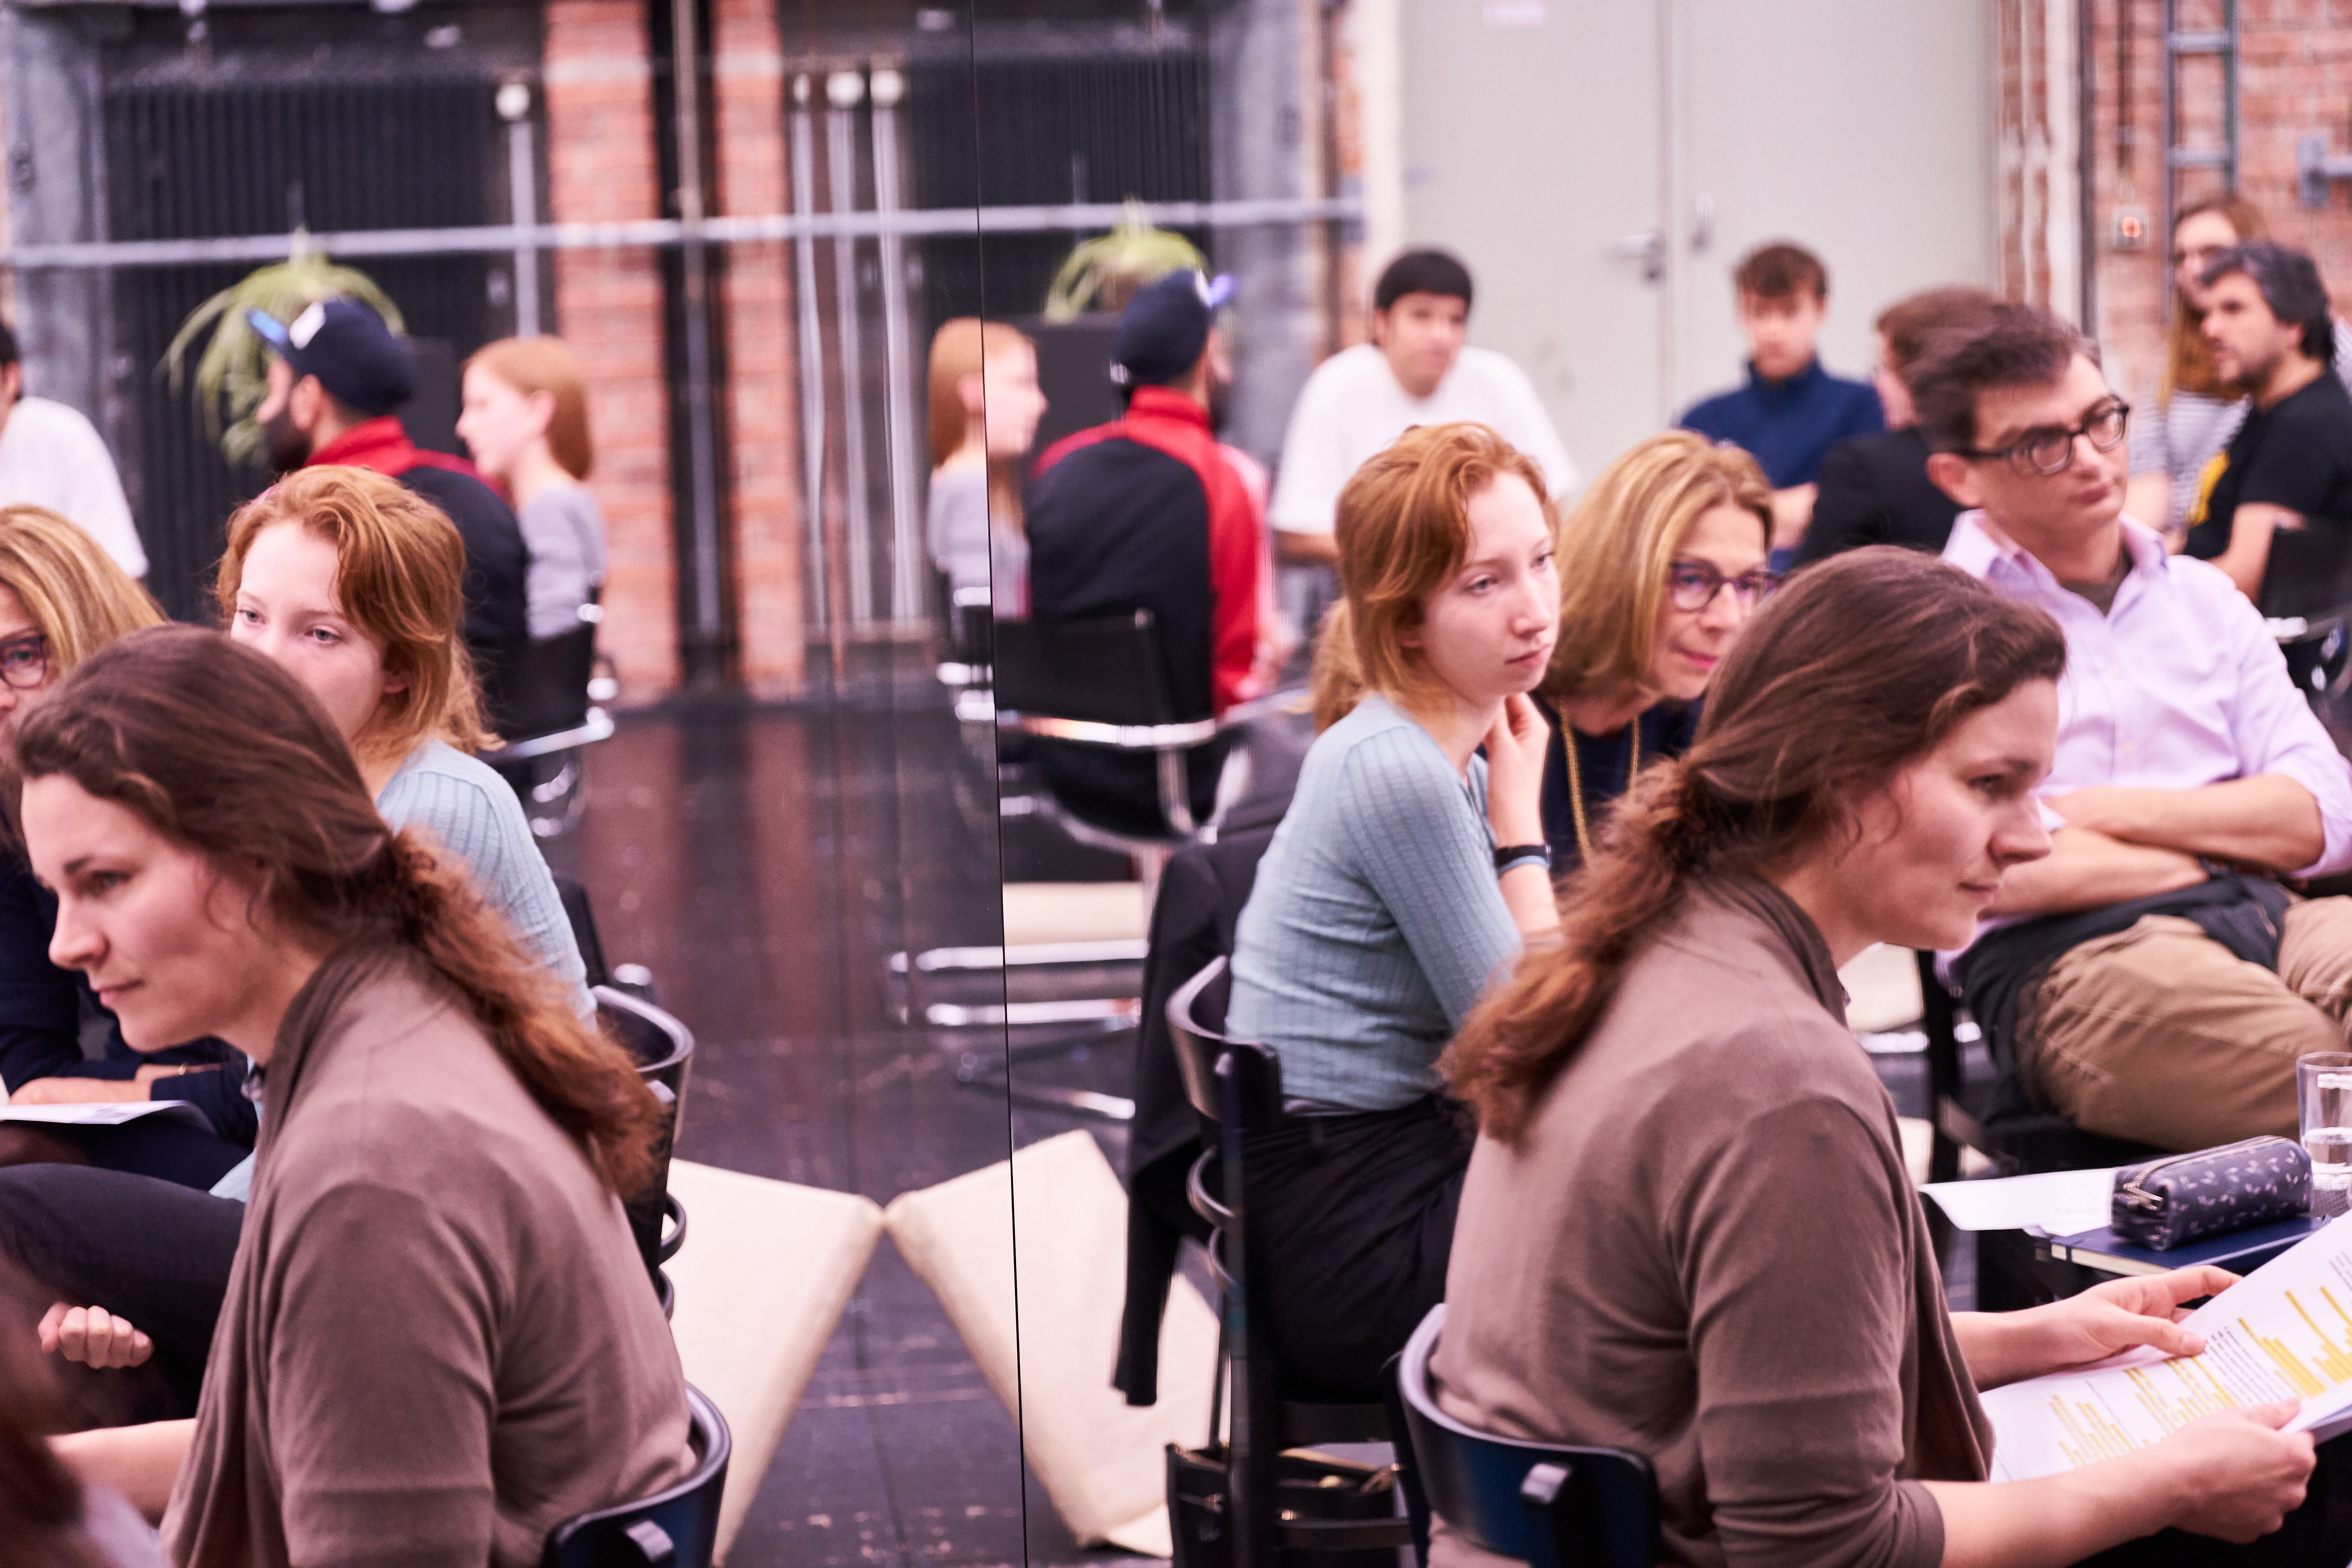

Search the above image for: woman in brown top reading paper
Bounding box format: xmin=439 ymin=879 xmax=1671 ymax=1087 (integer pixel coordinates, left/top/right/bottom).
xmin=1437 ymin=548 xmax=2333 ymax=1567
xmin=20 ymin=626 xmax=690 ymax=1566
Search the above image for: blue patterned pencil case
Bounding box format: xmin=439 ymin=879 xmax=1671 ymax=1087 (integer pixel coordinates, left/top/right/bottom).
xmin=2111 ymin=1137 xmax=2312 ymax=1250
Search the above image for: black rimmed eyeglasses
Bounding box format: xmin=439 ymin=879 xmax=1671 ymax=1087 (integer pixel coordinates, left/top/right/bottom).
xmin=1958 ymin=400 xmax=2131 ymax=477
xmin=0 ymin=632 xmax=48 ymax=692
xmin=1665 ymin=561 xmax=1783 ymax=613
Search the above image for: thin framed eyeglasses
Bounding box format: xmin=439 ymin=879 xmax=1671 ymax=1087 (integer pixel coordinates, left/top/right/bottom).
xmin=0 ymin=632 xmax=46 ymax=691
xmin=1665 ymin=561 xmax=1783 ymax=613
xmin=1960 ymin=400 xmax=2131 ymax=477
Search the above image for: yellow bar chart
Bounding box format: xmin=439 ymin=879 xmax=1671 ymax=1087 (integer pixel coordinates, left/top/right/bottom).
xmin=1985 ymin=1221 xmax=2352 ymax=1482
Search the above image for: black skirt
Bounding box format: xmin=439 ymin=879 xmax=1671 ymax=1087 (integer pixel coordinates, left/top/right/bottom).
xmin=1240 ymin=1093 xmax=1473 ymax=1402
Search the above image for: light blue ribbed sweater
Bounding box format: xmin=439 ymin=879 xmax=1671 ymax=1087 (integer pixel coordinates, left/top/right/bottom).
xmin=376 ymin=740 xmax=592 ymax=1014
xmin=1227 ymin=694 xmax=1520 ymax=1111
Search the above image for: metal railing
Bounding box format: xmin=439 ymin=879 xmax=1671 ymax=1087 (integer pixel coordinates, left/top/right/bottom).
xmin=2 ymin=53 xmax=1357 ymax=638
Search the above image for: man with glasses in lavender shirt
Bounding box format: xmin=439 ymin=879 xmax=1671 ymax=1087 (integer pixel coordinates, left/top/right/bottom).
xmin=1913 ymin=305 xmax=2352 ymax=1153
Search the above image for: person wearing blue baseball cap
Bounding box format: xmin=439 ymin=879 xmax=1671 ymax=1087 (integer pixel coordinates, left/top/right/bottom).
xmin=245 ymin=299 xmax=531 ymax=675
xmin=1020 ymin=269 xmax=1270 ymax=836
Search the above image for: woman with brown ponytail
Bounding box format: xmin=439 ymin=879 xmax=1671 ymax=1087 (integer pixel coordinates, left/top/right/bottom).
xmin=25 ymin=627 xmax=689 ymax=1563
xmin=1433 ymin=548 xmax=2336 ymax=1567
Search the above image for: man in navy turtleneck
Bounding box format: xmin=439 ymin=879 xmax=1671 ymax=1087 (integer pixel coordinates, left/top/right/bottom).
xmin=1679 ymin=240 xmax=1884 ymax=555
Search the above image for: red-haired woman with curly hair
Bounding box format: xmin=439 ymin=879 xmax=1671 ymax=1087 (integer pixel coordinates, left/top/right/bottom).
xmin=1224 ymin=421 xmax=1560 ymax=1399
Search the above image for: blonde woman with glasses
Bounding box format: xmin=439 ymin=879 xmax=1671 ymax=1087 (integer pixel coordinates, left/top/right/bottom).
xmin=0 ymin=505 xmax=253 ymax=1187
xmin=1539 ymin=430 xmax=1777 ymax=872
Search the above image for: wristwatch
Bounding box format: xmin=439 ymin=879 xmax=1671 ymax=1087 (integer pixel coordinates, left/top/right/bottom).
xmin=1494 ymin=842 xmax=1551 ymax=874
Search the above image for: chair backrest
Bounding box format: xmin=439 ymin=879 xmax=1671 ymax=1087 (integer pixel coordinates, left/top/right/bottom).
xmin=2274 ymin=615 xmax=2352 ymax=714
xmin=993 ymin=610 xmax=1178 ymax=727
xmin=488 ymin=621 xmax=601 ymax=742
xmin=2262 ymin=530 xmax=2352 ymax=623
xmin=1391 ymin=1305 xmax=1657 ymax=1568
xmin=597 ymin=986 xmax=695 ymax=1283
xmin=953 ymin=587 xmax=994 ymax=670
xmin=1165 ymin=955 xmax=1232 ymax=1122
xmin=599 ymin=985 xmax=695 ymax=1110
xmin=543 ymin=1384 xmax=732 ymax=1568
xmin=556 ymin=873 xmax=614 ymax=990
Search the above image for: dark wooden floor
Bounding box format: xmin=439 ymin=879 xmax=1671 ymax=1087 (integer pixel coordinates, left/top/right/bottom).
xmin=537 ymin=657 xmax=1994 ymax=1567
xmin=540 ymin=659 xmax=1141 ymax=1568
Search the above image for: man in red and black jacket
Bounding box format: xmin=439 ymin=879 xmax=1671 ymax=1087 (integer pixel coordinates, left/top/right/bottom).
xmin=1024 ymin=270 xmax=1267 ymax=836
xmin=247 ymin=300 xmax=532 ymax=671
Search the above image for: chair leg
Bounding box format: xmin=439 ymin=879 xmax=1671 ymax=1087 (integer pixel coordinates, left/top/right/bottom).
xmin=1918 ymin=950 xmax=1964 ymax=1185
xmin=951 ymin=1047 xmax=1135 ymax=1122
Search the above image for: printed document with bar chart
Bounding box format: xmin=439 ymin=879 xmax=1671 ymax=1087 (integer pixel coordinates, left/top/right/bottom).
xmin=1982 ymin=1217 xmax=2352 ymax=1480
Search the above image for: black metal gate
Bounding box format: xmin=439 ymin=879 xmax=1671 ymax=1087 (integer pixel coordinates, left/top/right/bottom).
xmin=902 ymin=40 xmax=1213 ymax=331
xmin=101 ymin=41 xmax=508 ymax=619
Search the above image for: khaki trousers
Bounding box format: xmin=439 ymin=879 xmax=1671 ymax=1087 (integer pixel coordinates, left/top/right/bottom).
xmin=2019 ymin=898 xmax=2352 ymax=1151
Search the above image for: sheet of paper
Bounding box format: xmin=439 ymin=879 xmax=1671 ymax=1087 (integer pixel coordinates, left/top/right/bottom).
xmin=0 ymin=1100 xmax=209 ymax=1129
xmin=1921 ymin=1167 xmax=2120 ymax=1236
xmin=1984 ymin=1216 xmax=2352 ymax=1480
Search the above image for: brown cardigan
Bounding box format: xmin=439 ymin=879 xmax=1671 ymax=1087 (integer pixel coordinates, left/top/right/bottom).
xmin=1431 ymin=876 xmax=1990 ymax=1568
xmin=162 ymin=945 xmax=690 ymax=1568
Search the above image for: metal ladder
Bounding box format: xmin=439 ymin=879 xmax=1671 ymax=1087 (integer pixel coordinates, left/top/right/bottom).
xmin=2161 ymin=0 xmax=2240 ymax=243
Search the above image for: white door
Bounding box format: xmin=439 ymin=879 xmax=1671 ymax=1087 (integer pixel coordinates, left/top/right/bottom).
xmin=1397 ymin=0 xmax=1671 ymax=479
xmin=1672 ymin=0 xmax=1995 ymax=410
xmin=1396 ymin=0 xmax=1994 ymax=478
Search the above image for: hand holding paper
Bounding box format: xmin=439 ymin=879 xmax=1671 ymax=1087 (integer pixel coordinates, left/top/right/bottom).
xmin=1983 ymin=1218 xmax=2352 ymax=1481
xmin=1965 ymin=1268 xmax=2235 ymax=1391
xmin=2141 ymin=1402 xmax=2315 ymax=1545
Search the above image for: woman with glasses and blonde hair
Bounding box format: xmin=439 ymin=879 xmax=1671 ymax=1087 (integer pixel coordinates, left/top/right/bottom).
xmin=1539 ymin=430 xmax=1775 ymax=872
xmin=0 ymin=504 xmax=254 ymax=1188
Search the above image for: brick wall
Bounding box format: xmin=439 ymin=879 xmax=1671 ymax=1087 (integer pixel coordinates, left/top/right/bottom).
xmin=711 ymin=0 xmax=804 ymax=695
xmin=544 ymin=0 xmax=679 ymax=697
xmin=1996 ymin=0 xmax=2067 ymax=313
xmin=2080 ymin=0 xmax=2352 ymax=403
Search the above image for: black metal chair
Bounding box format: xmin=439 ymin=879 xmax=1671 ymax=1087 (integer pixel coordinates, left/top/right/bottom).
xmin=1165 ymin=956 xmax=1416 ymax=1568
xmin=2274 ymin=613 xmax=2351 ymax=714
xmin=479 ymin=610 xmax=616 ymax=838
xmin=905 ymin=612 xmax=1277 ymax=1122
xmin=1915 ymin=949 xmax=2162 ymax=1179
xmin=2259 ymin=522 xmax=2352 ymax=722
xmin=994 ymin=609 xmax=1251 ymax=853
xmin=599 ymin=985 xmax=694 ymax=1310
xmin=543 ymin=1383 xmax=731 ymax=1568
xmin=932 ymin=571 xmax=996 ymax=715
xmin=1385 ymin=1304 xmax=1656 ymax=1568
xmin=555 ymin=873 xmax=613 ymax=991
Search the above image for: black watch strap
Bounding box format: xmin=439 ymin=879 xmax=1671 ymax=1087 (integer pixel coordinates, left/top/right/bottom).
xmin=1494 ymin=842 xmax=1551 ymax=872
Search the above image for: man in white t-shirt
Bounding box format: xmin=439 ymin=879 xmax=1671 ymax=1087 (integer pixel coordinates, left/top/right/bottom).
xmin=0 ymin=326 xmax=146 ymax=577
xmin=1269 ymin=249 xmax=1577 ymax=566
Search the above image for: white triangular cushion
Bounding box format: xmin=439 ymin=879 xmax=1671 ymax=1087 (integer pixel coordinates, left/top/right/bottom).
xmin=664 ymin=1160 xmax=886 ymax=1564
xmin=884 ymin=1129 xmax=1218 ymax=1550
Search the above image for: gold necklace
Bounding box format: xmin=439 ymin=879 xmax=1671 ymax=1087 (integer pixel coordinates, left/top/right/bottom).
xmin=1564 ymin=716 xmax=1639 ymax=863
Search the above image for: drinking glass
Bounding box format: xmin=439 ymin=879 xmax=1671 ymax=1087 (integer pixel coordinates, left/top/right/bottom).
xmin=2299 ymin=1052 xmax=2352 ymax=1218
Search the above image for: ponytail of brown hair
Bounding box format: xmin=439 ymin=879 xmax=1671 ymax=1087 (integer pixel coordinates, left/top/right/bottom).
xmin=1441 ymin=547 xmax=2067 ymax=1144
xmin=4 ymin=625 xmax=664 ymax=1196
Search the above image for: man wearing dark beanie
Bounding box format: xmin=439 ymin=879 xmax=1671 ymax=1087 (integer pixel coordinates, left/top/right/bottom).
xmin=246 ymin=300 xmax=531 ymax=672
xmin=1022 ymin=269 xmax=1267 ymax=836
